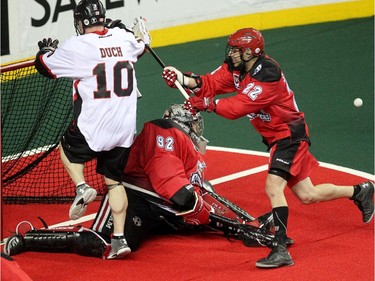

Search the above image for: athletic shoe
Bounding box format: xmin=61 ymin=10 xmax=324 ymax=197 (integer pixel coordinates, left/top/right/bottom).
xmin=4 ymin=235 xmax=25 ymax=256
xmin=107 ymin=237 xmax=131 ymax=259
xmin=69 ymin=184 xmax=97 ymax=220
xmin=353 ymin=181 xmax=374 ymax=223
xmin=256 ymin=243 xmax=294 ymax=268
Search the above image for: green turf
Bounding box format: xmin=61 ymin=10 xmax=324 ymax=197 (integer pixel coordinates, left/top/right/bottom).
xmin=135 ymin=17 xmax=374 ymax=174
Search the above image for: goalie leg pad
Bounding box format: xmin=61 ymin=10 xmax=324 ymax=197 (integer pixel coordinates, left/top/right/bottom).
xmin=13 ymin=226 xmax=108 ymax=258
xmin=4 ymin=235 xmax=25 ymax=256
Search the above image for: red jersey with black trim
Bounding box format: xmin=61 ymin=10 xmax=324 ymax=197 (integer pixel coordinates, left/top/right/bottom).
xmin=194 ymin=54 xmax=309 ymax=147
xmin=123 ymin=119 xmax=206 ymax=200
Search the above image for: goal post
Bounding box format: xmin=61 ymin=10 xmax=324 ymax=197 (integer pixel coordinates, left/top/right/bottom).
xmin=1 ymin=60 xmax=106 ymax=204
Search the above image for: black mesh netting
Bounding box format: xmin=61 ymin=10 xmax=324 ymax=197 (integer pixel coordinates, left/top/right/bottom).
xmin=1 ymin=61 xmax=105 ymax=204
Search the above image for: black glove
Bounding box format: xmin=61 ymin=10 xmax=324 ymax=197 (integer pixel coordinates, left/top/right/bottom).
xmin=37 ymin=38 xmax=59 ymax=53
xmin=105 ymin=18 xmax=126 ymax=29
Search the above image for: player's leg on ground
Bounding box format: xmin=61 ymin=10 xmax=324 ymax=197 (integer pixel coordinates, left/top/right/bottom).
xmin=105 ymin=178 xmax=131 ymax=259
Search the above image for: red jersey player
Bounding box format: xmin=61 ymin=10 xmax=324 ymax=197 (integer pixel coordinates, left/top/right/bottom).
xmin=34 ymin=0 xmax=151 ymax=259
xmin=162 ymin=28 xmax=374 ymax=268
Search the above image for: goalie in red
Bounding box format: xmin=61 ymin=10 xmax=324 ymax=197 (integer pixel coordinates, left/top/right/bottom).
xmin=161 ymin=28 xmax=374 ymax=268
xmin=4 ymin=105 xmax=291 ymax=259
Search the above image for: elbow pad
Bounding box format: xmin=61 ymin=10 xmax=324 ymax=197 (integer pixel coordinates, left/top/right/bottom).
xmin=174 ymin=187 xmax=212 ymax=225
xmin=34 ymin=51 xmax=55 ymax=79
xmin=184 ymin=72 xmax=202 ymax=90
xmin=170 ymin=184 xmax=196 ymax=211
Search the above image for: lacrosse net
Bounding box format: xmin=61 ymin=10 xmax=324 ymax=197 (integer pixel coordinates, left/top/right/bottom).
xmin=1 ymin=60 xmax=106 ymax=204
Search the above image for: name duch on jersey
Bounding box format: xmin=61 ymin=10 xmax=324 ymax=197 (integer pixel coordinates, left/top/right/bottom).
xmin=99 ymin=46 xmax=123 ymax=58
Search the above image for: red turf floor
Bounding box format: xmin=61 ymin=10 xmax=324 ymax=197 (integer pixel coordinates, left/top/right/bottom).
xmin=1 ymin=150 xmax=374 ymax=281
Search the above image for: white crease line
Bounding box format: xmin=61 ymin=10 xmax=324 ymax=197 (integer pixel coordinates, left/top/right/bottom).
xmin=209 ymin=164 xmax=268 ymax=185
xmin=319 ymin=162 xmax=375 ymax=181
xmin=50 ymin=213 xmax=97 ymax=228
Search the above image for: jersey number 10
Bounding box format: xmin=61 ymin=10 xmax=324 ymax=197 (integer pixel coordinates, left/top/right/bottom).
xmin=93 ymin=61 xmax=133 ymax=98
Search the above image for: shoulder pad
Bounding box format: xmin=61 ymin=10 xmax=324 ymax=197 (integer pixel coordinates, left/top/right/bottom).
xmin=149 ymin=119 xmax=174 ymax=129
xmin=251 ymin=55 xmax=281 ymax=82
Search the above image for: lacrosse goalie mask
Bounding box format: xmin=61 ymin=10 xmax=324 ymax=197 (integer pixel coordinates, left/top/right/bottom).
xmin=163 ymin=104 xmax=209 ymax=154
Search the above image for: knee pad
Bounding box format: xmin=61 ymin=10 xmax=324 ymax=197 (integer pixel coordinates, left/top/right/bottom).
xmin=268 ymin=168 xmax=291 ymax=181
xmin=107 ymin=183 xmax=123 ymax=190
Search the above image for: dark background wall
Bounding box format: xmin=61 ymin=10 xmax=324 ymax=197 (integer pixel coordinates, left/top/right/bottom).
xmin=1 ymin=0 xmax=10 ymax=55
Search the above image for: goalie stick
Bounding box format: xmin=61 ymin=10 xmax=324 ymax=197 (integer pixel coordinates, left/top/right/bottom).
xmin=208 ymin=213 xmax=275 ymax=247
xmin=199 ymin=181 xmax=293 ymax=247
xmin=202 ymin=190 xmax=275 ymax=247
xmin=145 ymin=44 xmax=190 ymax=99
xmin=205 ymin=190 xmax=256 ymax=222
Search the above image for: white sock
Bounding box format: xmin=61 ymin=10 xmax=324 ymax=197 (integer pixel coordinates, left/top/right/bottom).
xmin=76 ymin=182 xmax=86 ymax=187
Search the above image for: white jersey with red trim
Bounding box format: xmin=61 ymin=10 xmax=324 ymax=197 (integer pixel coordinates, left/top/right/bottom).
xmin=39 ymin=28 xmax=145 ymax=151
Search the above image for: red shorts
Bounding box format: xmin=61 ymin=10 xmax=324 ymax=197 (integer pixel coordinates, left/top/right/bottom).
xmin=269 ymin=140 xmax=319 ymax=187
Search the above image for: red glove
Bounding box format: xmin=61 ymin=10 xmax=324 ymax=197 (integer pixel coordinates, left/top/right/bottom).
xmin=180 ymin=191 xmax=212 ymax=225
xmin=184 ymin=96 xmax=216 ymax=114
xmin=162 ymin=68 xmax=177 ymax=88
xmin=162 ymin=66 xmax=185 ymax=88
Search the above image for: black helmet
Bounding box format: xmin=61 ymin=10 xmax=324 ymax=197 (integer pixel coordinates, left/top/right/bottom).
xmin=74 ymin=0 xmax=106 ymax=35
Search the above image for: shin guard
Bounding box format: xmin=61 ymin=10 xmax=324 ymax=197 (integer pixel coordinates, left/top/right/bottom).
xmin=21 ymin=225 xmax=109 ymax=258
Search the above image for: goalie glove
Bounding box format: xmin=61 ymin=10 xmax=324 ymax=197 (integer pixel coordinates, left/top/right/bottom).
xmin=177 ymin=191 xmax=213 ymax=225
xmin=37 ymin=38 xmax=59 ymax=55
xmin=132 ymin=16 xmax=151 ymax=45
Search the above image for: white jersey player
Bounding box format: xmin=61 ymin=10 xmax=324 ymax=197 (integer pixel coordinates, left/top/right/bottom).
xmin=34 ymin=0 xmax=151 ymax=260
xmin=42 ymin=27 xmax=142 ymax=151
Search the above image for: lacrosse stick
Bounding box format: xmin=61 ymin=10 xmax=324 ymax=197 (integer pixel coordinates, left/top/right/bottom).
xmin=146 ymin=45 xmax=190 ymax=99
xmin=132 ymin=16 xmax=190 ymax=100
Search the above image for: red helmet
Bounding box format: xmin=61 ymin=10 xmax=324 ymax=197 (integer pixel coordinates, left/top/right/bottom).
xmin=227 ymin=28 xmax=264 ymax=56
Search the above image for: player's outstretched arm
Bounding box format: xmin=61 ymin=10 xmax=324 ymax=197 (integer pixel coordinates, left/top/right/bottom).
xmin=34 ymin=38 xmax=59 ymax=79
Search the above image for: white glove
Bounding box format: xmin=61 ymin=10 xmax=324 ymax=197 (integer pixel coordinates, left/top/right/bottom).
xmin=132 ymin=16 xmax=151 ymax=45
xmin=163 ymin=66 xmax=184 ymax=85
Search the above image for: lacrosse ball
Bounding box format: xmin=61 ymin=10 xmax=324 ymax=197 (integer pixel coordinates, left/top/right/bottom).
xmin=353 ymin=98 xmax=363 ymax=107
